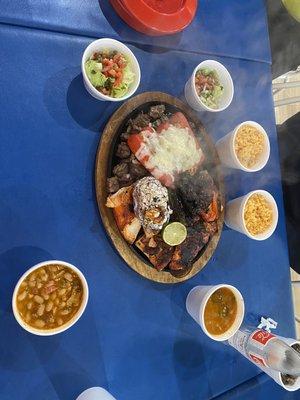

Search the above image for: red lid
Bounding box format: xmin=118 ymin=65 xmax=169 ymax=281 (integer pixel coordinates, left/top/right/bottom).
xmin=110 ymin=0 xmax=198 ymax=36
xmin=110 ymin=0 xmax=153 ymax=34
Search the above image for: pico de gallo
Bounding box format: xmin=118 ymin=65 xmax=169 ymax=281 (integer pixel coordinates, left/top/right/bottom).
xmin=195 ymin=68 xmax=224 ymax=109
xmin=85 ymin=50 xmax=135 ymax=98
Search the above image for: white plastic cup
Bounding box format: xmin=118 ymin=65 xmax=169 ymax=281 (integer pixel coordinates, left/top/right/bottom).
xmin=81 ymin=38 xmax=141 ymax=101
xmin=12 ymin=260 xmax=89 ymax=336
xmin=215 ymin=121 xmax=270 ymax=172
xmin=76 ymin=387 xmax=117 ymax=400
xmin=256 ymin=337 xmax=300 ymax=392
xmin=186 ymin=284 xmax=245 ymax=341
xmin=225 ymin=190 xmax=278 ymax=240
xmin=184 ymin=60 xmax=234 ymax=112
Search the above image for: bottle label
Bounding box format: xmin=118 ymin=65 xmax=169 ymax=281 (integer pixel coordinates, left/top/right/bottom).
xmin=228 ymin=329 xmax=276 ymax=367
xmin=251 ymin=330 xmax=275 ymax=346
xmin=248 ymin=353 xmax=267 ymax=367
xmin=247 ymin=329 xmax=276 ymax=367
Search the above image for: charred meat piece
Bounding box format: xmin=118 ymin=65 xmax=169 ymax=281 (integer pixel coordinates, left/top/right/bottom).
xmin=107 ymin=176 xmax=120 ymax=194
xmin=130 ymin=112 xmax=151 ymax=131
xmin=120 ymin=131 xmax=130 ymax=141
xmin=151 ymin=113 xmax=169 ymax=129
xmin=177 ymin=170 xmax=216 ymax=214
xmin=200 ymin=191 xmax=219 ymax=222
xmin=149 ymin=104 xmax=165 ymax=119
xmin=118 ymin=174 xmax=133 ymax=185
xmin=113 ymin=162 xmax=129 ymax=178
xmin=169 ymin=226 xmax=207 ymax=271
xmin=135 ymin=235 xmax=174 ymax=271
xmin=168 ymin=189 xmax=186 ymax=225
xmin=194 ymin=223 xmax=211 ymax=245
xmin=203 ymin=221 xmax=218 ymax=237
xmin=116 ymin=142 xmax=131 ymax=159
xmin=129 ymin=162 xmax=148 ymax=179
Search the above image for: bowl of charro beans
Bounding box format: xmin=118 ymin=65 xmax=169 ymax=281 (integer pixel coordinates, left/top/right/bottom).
xmin=12 ymin=260 xmax=89 ymax=336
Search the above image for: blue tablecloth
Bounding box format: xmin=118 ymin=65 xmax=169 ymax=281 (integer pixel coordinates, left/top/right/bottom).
xmin=216 ymin=373 xmax=300 ymax=399
xmin=0 ymin=20 xmax=294 ymax=400
xmin=0 ymin=0 xmax=271 ymax=63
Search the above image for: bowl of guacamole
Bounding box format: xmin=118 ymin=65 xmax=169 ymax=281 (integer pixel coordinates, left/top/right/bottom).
xmin=82 ymin=38 xmax=141 ymax=102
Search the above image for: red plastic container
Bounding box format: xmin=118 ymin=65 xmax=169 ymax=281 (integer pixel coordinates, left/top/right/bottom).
xmin=110 ymin=0 xmax=198 ymax=36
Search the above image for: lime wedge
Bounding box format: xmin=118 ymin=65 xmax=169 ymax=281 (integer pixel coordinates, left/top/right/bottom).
xmin=163 ymin=222 xmax=187 ymax=246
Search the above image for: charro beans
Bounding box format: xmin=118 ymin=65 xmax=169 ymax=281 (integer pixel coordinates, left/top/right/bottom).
xmin=34 ymin=295 xmax=44 ymax=304
xmin=16 ymin=264 xmax=83 ymax=330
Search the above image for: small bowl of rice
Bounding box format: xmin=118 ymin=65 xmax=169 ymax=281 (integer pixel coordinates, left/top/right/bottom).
xmin=225 ymin=190 xmax=278 ymax=240
xmin=216 ymin=121 xmax=270 ymax=172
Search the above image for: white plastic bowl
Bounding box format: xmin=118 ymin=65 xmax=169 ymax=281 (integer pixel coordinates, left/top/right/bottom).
xmin=216 ymin=121 xmax=270 ymax=172
xmin=185 ymin=60 xmax=234 ymax=112
xmin=186 ymin=284 xmax=245 ymax=341
xmin=12 ymin=260 xmax=89 ymax=336
xmin=76 ymin=387 xmax=117 ymax=400
xmin=225 ymin=190 xmax=278 ymax=240
xmin=81 ymin=38 xmax=141 ymax=102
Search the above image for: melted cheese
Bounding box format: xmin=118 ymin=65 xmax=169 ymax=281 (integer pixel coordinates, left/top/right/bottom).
xmin=142 ymin=125 xmax=201 ymax=174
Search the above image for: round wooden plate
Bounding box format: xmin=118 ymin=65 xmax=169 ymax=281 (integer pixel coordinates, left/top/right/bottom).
xmin=95 ymin=92 xmax=224 ymax=283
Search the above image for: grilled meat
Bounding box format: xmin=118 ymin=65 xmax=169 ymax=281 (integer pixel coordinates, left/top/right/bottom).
xmin=168 ymin=189 xmax=186 ymax=225
xmin=113 ymin=206 xmax=141 ymax=244
xmin=106 ymin=185 xmax=133 ymax=208
xmin=136 ymin=235 xmax=174 ymax=271
xmin=203 ymin=221 xmax=218 ymax=237
xmin=116 ymin=142 xmax=131 ymax=159
xmin=106 ymin=186 xmax=141 ymax=244
xmin=129 ymin=162 xmax=148 ymax=179
xmin=169 ymin=225 xmax=210 ymax=271
xmin=169 ymin=227 xmax=204 ymax=270
xmin=107 ymin=176 xmax=120 ymax=194
xmin=120 ymin=130 xmax=130 ymax=141
xmin=177 ymin=170 xmax=215 ymax=213
xmin=176 ymin=170 xmax=218 ymax=223
xmin=130 ymin=112 xmax=151 ymax=131
xmin=149 ymin=104 xmax=166 ymax=119
xmin=113 ymin=162 xmax=129 ymax=178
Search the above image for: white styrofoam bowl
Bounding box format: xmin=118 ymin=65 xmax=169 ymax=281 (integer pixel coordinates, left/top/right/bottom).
xmin=81 ymin=38 xmax=141 ymax=101
xmin=216 ymin=121 xmax=270 ymax=172
xmin=186 ymin=284 xmax=245 ymax=341
xmin=185 ymin=60 xmax=234 ymax=112
xmin=225 ymin=190 xmax=278 ymax=240
xmin=12 ymin=260 xmax=89 ymax=336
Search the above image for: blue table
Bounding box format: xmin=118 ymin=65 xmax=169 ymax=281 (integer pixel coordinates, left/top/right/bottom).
xmin=216 ymin=373 xmax=300 ymax=399
xmin=0 ymin=2 xmax=295 ymax=400
xmin=0 ymin=0 xmax=271 ymax=63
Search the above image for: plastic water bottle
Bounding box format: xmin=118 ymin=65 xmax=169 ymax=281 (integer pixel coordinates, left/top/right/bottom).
xmin=228 ymin=326 xmax=300 ymax=376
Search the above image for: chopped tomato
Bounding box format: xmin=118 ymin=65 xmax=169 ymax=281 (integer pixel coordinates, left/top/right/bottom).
xmin=108 ymin=69 xmax=117 ymax=77
xmin=114 ymin=71 xmax=123 ymax=87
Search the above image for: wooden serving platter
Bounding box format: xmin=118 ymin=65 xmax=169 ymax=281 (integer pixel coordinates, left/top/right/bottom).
xmin=95 ymin=92 xmax=224 ymax=283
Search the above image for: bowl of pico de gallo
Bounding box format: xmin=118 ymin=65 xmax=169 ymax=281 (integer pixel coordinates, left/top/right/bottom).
xmin=82 ymin=38 xmax=141 ymax=102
